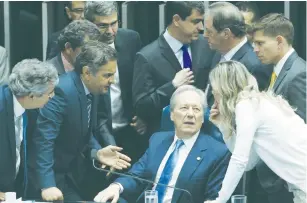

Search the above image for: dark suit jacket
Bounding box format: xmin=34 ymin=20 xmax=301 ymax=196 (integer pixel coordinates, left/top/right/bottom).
xmin=255 ymin=51 xmax=306 ymax=203
xmin=207 ymin=41 xmax=272 ymax=106
xmin=116 ymin=132 xmax=231 ymax=203
xmin=0 ymin=85 xmax=37 ymax=193
xmin=96 ymin=28 xmax=142 ymax=146
xmin=132 ymin=34 xmax=215 ymax=132
xmin=27 ymin=71 xmax=101 ymax=190
xmin=273 ymin=51 xmax=306 ymax=122
xmin=48 ymin=53 xmax=65 ymax=75
xmin=46 ymin=30 xmax=62 ymax=60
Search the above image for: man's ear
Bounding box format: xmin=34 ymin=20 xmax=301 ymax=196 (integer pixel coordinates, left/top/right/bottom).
xmin=170 ymin=111 xmax=174 ymax=122
xmin=81 ymin=66 xmax=91 ymax=79
xmin=223 ymin=28 xmax=232 ymax=39
xmin=173 ymin=14 xmax=181 ymax=27
xmin=65 ymin=7 xmax=72 ymax=20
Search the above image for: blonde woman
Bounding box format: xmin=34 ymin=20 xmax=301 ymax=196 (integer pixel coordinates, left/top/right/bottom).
xmin=204 ymin=61 xmax=306 ymax=203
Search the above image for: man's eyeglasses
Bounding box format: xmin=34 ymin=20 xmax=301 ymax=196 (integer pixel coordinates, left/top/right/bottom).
xmin=95 ymin=20 xmax=119 ymax=31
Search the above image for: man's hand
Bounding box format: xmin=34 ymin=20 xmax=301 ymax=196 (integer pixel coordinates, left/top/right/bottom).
xmin=172 ymin=69 xmax=194 ymax=88
xmin=0 ymin=191 xmax=5 ymax=201
xmin=41 ymin=187 xmax=63 ymax=201
xmin=94 ymin=184 xmax=121 ymax=203
xmin=209 ymin=100 xmax=222 ymax=127
xmin=97 ymin=146 xmax=131 ymax=170
xmin=130 ymin=116 xmax=147 ymax=135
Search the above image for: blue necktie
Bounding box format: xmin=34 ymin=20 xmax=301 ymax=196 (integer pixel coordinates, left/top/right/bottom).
xmin=22 ymin=112 xmax=28 ymax=196
xmin=181 ymin=45 xmax=192 ymax=70
xmin=156 ymin=139 xmax=184 ymax=203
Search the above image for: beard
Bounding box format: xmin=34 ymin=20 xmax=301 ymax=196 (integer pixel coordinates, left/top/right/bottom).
xmin=100 ymin=33 xmax=115 ymax=44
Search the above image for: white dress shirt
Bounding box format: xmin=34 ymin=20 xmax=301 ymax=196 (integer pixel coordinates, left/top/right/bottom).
xmin=274 ymin=48 xmax=295 ymax=77
xmin=216 ymin=97 xmax=307 ymax=203
xmin=116 ymin=131 xmax=200 ymax=202
xmin=163 ymin=30 xmax=192 ymax=69
xmin=109 ymin=43 xmax=128 ymax=130
xmin=13 ymin=95 xmax=25 ymax=176
xmin=222 ymin=37 xmax=248 ymax=61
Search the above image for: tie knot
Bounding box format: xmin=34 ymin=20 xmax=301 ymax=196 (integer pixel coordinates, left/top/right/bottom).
xmin=181 ymin=45 xmax=189 ymax=52
xmin=175 ymin=139 xmax=184 ymax=150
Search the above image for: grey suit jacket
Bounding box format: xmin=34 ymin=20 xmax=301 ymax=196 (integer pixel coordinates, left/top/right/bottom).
xmin=47 ymin=53 xmax=65 ymax=75
xmin=256 ymin=50 xmax=306 ymax=203
xmin=132 ymin=34 xmax=215 ymax=132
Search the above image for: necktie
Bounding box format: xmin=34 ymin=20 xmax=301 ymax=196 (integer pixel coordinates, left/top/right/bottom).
xmin=22 ymin=112 xmax=28 ymax=196
xmin=181 ymin=45 xmax=192 ymax=70
xmin=269 ymin=71 xmax=277 ymax=89
xmin=155 ymin=139 xmax=184 ymax=203
xmin=87 ymin=93 xmax=93 ymax=128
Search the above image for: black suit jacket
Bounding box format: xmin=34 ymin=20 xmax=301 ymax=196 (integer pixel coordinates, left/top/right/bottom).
xmin=132 ymin=34 xmax=215 ymax=132
xmin=207 ymin=41 xmax=272 ymax=106
xmin=27 ymin=72 xmax=101 ymax=190
xmin=48 ymin=53 xmax=65 ymax=75
xmin=46 ymin=30 xmax=62 ymax=60
xmin=96 ymin=28 xmax=142 ymax=146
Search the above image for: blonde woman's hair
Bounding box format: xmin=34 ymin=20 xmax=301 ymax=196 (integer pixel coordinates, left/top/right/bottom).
xmin=209 ymin=60 xmax=296 ymax=137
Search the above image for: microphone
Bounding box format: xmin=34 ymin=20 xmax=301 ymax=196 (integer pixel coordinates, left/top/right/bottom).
xmin=92 ymin=160 xmax=194 ymax=203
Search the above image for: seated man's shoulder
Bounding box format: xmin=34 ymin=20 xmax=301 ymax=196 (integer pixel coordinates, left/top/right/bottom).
xmin=150 ymin=131 xmax=173 ymax=143
xmin=199 ymin=134 xmax=229 ymax=156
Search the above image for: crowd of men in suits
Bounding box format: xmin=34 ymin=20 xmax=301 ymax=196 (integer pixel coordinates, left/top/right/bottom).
xmin=0 ymin=1 xmax=306 ymax=203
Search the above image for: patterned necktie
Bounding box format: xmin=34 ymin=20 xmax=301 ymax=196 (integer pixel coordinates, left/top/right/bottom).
xmin=269 ymin=71 xmax=277 ymax=89
xmin=155 ymin=139 xmax=184 ymax=203
xmin=87 ymin=94 xmax=93 ymax=128
xmin=22 ymin=112 xmax=28 ymax=196
xmin=181 ymin=45 xmax=192 ymax=70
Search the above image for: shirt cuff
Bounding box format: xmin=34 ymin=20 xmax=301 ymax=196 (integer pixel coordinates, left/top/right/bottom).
xmin=91 ymin=149 xmax=98 ymax=160
xmin=112 ymin=182 xmax=124 ymax=194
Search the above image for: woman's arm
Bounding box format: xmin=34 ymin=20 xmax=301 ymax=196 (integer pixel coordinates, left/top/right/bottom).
xmin=215 ymin=100 xmax=259 ymax=203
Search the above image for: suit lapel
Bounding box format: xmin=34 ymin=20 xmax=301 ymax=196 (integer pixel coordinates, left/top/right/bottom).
xmin=231 ymin=42 xmax=250 ymax=62
xmin=71 ymin=72 xmax=88 ymax=136
xmin=4 ymin=87 xmax=16 ymax=168
xmin=159 ymin=35 xmax=182 ymax=72
xmin=273 ymin=51 xmax=299 ymax=92
xmin=171 ymin=134 xmax=208 ymax=203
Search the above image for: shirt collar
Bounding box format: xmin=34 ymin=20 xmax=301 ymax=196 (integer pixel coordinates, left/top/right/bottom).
xmin=163 ymin=29 xmax=184 ymax=54
xmin=81 ymin=78 xmax=90 ymax=96
xmin=223 ymin=37 xmax=248 ymax=61
xmin=13 ymin=95 xmax=25 ymax=118
xmin=109 ymin=42 xmax=115 ymax=49
xmin=173 ymin=130 xmax=200 ymax=151
xmin=274 ymin=48 xmax=295 ymax=77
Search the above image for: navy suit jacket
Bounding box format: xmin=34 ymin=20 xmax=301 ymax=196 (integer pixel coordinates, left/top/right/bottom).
xmin=28 ymin=71 xmax=101 ymax=190
xmin=116 ymin=132 xmax=231 ymax=203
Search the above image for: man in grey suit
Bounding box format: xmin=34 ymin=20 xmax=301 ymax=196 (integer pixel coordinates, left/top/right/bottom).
xmin=251 ymin=13 xmax=306 ymax=203
xmin=133 ymin=1 xmax=215 ymax=135
xmin=48 ymin=20 xmax=101 ymax=75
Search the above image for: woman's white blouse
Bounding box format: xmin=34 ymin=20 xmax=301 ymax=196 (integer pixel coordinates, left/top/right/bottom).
xmin=216 ymin=98 xmax=307 ymax=203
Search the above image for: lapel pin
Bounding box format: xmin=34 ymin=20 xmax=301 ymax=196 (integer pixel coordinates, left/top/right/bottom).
xmin=197 ymin=157 xmax=201 ymax=161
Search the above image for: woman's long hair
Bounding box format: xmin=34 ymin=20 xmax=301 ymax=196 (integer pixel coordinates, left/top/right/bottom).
xmin=209 ymin=60 xmax=296 ymax=137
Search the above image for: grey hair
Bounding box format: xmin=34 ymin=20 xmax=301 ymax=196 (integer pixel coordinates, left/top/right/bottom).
xmin=57 ymin=20 xmax=101 ymax=51
xmin=8 ymin=59 xmax=59 ymax=97
xmin=207 ymin=1 xmax=246 ymax=37
xmin=170 ymin=85 xmax=207 ymax=112
xmin=74 ymin=40 xmax=117 ymax=75
xmin=84 ymin=1 xmax=118 ymax=22
xmin=0 ymin=46 xmax=9 ymax=85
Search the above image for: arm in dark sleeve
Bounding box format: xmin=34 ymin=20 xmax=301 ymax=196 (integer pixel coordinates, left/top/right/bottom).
xmin=204 ymin=151 xmax=231 ymax=200
xmin=132 ymin=54 xmax=176 ymax=121
xmin=33 ymin=87 xmax=67 ymax=189
xmin=287 ymin=71 xmax=306 ymax=122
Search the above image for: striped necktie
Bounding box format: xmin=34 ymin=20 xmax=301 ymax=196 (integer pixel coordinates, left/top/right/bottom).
xmin=87 ymin=94 xmax=93 ymax=127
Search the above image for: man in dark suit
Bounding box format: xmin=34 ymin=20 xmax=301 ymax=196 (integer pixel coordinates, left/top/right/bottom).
xmin=94 ymin=85 xmax=231 ymax=203
xmin=133 ymin=1 xmax=215 ymax=135
xmin=0 ymin=59 xmax=59 ymax=201
xmin=84 ymin=1 xmax=145 ymax=163
xmin=27 ymin=42 xmax=131 ymax=202
xmin=250 ymin=13 xmax=306 ymax=203
xmin=48 ymin=20 xmax=101 ymax=75
xmin=46 ymin=1 xmax=85 ymax=60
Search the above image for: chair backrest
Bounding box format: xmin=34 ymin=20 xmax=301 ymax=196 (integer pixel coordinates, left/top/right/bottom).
xmin=160 ymin=105 xmax=174 ymax=131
